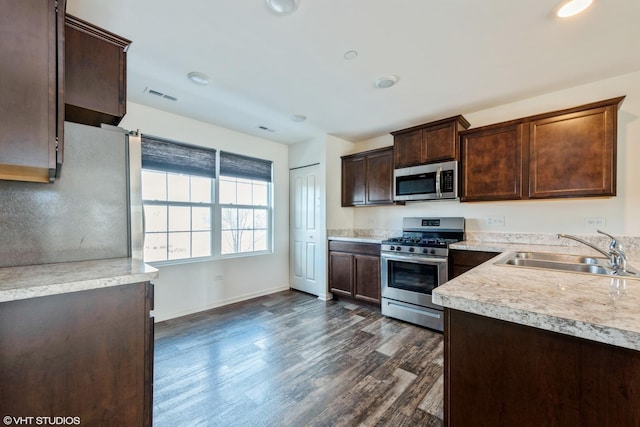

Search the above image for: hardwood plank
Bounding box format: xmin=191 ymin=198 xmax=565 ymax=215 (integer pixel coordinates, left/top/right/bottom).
xmin=153 ymin=290 xmax=444 ymax=426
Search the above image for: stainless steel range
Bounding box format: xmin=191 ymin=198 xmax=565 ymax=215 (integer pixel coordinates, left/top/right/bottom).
xmin=381 ymin=217 xmax=464 ymax=331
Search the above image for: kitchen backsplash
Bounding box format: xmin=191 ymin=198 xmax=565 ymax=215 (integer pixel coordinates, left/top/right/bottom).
xmin=328 ymin=229 xmax=640 ymax=253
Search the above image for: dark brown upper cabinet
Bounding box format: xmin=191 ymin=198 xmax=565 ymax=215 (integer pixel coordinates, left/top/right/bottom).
xmin=529 ymin=105 xmax=617 ymax=198
xmin=65 ymin=15 xmax=131 ymax=128
xmin=460 ymin=123 xmax=526 ymax=202
xmin=460 ymin=97 xmax=624 ymax=202
xmin=0 ymin=0 xmax=66 ymax=183
xmin=342 ymin=146 xmax=394 ymax=207
xmin=392 ymin=115 xmax=470 ymax=168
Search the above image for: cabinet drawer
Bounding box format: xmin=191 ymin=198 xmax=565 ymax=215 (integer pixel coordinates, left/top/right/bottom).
xmin=329 ymin=241 xmax=380 ymax=256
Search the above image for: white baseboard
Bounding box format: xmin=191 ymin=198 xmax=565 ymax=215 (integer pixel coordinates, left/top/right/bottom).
xmin=154 ymin=285 xmax=290 ymax=322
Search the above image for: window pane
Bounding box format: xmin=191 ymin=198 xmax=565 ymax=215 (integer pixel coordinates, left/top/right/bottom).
xmin=253 ymin=182 xmax=268 ymax=206
xmin=144 ymin=233 xmax=167 ymax=262
xmin=240 ymin=230 xmax=254 ymax=252
xmin=219 ymin=178 xmax=236 ymax=204
xmin=167 ymin=173 xmax=190 ymax=202
xmin=254 ymin=209 xmax=267 ymax=229
xmin=168 ymin=232 xmax=190 ymax=259
xmin=191 ymin=176 xmax=212 ymax=203
xmin=221 ymin=230 xmax=237 ymax=254
xmin=254 ymin=230 xmax=267 ymax=251
xmin=192 ymin=231 xmax=211 ymax=258
xmin=239 ymin=208 xmax=253 ymax=229
xmin=142 ymin=170 xmax=167 ymax=201
xmin=144 ymin=205 xmax=167 ymax=232
xmin=192 ymin=207 xmax=211 ymax=231
xmin=237 ymin=182 xmax=252 ymax=205
xmin=221 ymin=208 xmax=237 ymax=230
xmin=169 ymin=206 xmax=190 ymax=232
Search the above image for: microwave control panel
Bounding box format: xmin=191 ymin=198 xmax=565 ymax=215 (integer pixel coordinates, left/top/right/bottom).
xmin=441 ymin=170 xmax=454 ymax=192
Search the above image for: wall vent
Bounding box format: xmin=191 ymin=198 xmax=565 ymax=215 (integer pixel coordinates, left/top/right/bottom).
xmin=143 ymin=87 xmax=178 ymax=102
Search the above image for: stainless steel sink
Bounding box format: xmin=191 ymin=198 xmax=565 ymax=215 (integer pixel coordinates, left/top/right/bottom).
xmin=495 ymin=251 xmax=640 ymax=280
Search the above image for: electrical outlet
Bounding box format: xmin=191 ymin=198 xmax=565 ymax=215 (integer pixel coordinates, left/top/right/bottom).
xmin=214 ymin=274 xmax=224 ymax=281
xmin=486 ymin=216 xmax=505 ymax=227
xmin=367 ymin=217 xmax=376 ymax=226
xmin=585 ymin=217 xmax=606 ymax=228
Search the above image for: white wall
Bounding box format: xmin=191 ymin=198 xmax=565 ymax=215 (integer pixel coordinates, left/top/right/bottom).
xmin=344 ymin=71 xmax=640 ymax=237
xmin=120 ymin=103 xmax=290 ymax=321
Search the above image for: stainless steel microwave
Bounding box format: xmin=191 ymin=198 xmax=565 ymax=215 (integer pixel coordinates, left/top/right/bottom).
xmin=393 ymin=160 xmax=458 ymax=202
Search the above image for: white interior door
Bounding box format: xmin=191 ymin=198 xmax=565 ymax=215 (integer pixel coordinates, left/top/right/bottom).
xmin=290 ymin=164 xmax=323 ymax=297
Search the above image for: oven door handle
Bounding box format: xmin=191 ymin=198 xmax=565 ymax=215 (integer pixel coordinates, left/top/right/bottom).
xmin=435 ymin=166 xmax=442 ymax=198
xmin=381 ymin=253 xmax=448 ymax=264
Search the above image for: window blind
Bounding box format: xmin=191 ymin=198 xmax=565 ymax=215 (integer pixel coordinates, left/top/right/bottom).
xmin=141 ymin=135 xmax=216 ymax=178
xmin=220 ymin=151 xmax=272 ymax=182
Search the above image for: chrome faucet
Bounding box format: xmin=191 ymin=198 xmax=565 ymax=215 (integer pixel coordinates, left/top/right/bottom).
xmin=557 ymin=230 xmax=629 ymax=272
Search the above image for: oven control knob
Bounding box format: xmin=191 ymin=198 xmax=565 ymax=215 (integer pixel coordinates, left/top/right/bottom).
xmin=423 ymin=248 xmax=429 ymax=254
xmin=396 ymin=246 xmax=402 ymax=251
xmin=389 ymin=245 xmax=395 ymax=251
xmin=409 ymin=247 xmax=414 ymax=253
xmin=430 ymin=249 xmax=436 ymax=255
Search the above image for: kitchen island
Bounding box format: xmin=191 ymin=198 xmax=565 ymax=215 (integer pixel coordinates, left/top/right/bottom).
xmin=433 ymin=242 xmax=640 ymax=427
xmin=0 ymin=258 xmax=158 ymax=427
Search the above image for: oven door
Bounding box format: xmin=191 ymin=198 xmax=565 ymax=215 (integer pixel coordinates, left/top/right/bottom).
xmin=381 ymin=252 xmax=448 ymax=310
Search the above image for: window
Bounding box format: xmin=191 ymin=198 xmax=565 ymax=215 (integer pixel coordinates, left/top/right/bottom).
xmin=219 ymin=151 xmax=273 ymax=256
xmin=140 ymin=136 xmax=273 ymax=263
xmin=142 ymin=170 xmax=214 ymax=262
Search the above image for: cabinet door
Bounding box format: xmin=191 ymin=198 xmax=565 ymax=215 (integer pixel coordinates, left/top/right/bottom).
xmin=365 ymin=148 xmax=394 ymax=205
xmin=65 ymin=15 xmax=130 ymax=127
xmin=354 ymin=254 xmax=381 ymax=304
xmin=0 ymin=0 xmax=63 ymax=183
xmin=529 ymin=105 xmax=616 ymax=198
xmin=394 ymin=129 xmax=423 ymax=168
xmin=460 ymin=124 xmax=525 ymax=201
xmin=329 ymin=251 xmax=354 ymax=296
xmin=0 ymin=282 xmax=152 ymax=426
xmin=424 ymin=121 xmax=456 ymax=163
xmin=341 ymin=155 xmax=366 ymax=206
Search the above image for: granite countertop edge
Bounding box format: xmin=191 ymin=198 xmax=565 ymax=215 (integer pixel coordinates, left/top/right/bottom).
xmin=0 ymin=258 xmax=159 ymax=303
xmin=435 ymin=242 xmax=640 ymax=351
xmin=328 ymin=236 xmax=384 ymax=244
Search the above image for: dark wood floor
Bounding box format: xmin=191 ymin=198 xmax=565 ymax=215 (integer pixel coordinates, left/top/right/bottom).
xmin=153 ymin=290 xmax=444 ymax=427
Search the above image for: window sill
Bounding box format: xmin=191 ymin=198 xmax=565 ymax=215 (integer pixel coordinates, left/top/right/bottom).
xmin=146 ymin=250 xmax=274 ymax=267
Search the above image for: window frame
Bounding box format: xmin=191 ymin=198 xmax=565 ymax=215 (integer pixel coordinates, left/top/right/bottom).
xmin=141 ymin=170 xmax=217 ymax=266
xmin=216 ymin=175 xmax=273 ymax=259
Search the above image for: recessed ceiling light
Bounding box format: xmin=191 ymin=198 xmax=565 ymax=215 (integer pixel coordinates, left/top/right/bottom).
xmin=375 ymin=75 xmax=399 ymax=89
xmin=265 ymin=0 xmax=300 ymax=15
xmin=556 ymin=0 xmax=593 ymax=17
xmin=344 ymin=50 xmax=358 ymax=60
xmin=187 ymin=72 xmax=209 ymax=85
xmin=291 ymin=114 xmax=307 ymax=122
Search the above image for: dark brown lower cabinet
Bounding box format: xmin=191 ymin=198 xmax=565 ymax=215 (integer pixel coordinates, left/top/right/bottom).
xmin=448 ymin=249 xmax=500 ymax=278
xmin=329 ymin=240 xmax=381 ymax=305
xmin=445 ymin=309 xmax=640 ymax=427
xmin=0 ymin=282 xmax=153 ymax=426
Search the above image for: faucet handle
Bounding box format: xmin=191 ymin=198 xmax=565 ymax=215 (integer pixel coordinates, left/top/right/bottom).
xmin=597 ymin=229 xmax=622 ymax=250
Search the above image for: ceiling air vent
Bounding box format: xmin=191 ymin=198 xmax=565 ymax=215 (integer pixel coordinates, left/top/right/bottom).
xmin=143 ymin=87 xmax=178 ymax=102
xmin=257 ymin=125 xmax=276 ymax=133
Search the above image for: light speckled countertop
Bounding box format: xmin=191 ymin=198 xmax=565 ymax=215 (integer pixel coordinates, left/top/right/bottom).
xmin=0 ymin=258 xmax=158 ymax=303
xmin=328 ymin=236 xmax=384 ymax=244
xmin=434 ymin=241 xmax=640 ymax=351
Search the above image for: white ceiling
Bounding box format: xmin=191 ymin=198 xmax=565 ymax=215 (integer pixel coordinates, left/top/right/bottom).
xmin=66 ymin=0 xmax=640 ymax=145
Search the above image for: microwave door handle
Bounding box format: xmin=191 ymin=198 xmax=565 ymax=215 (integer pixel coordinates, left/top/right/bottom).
xmin=435 ymin=167 xmax=442 ymax=198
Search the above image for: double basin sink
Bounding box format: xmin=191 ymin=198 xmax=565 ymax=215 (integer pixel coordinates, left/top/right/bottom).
xmin=495 ymin=251 xmax=640 ymax=280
